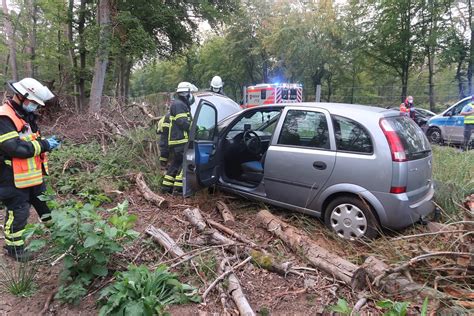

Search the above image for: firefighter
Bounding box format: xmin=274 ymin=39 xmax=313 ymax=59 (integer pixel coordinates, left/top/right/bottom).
xmin=0 ymin=78 xmax=60 ymax=261
xmin=161 ymin=82 xmax=196 ymax=195
xmin=209 ymin=76 xmax=225 ymax=95
xmin=157 ymin=109 xmax=170 ymax=168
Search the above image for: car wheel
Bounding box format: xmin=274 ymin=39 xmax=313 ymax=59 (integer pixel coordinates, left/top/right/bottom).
xmin=427 ymin=127 xmax=443 ymax=144
xmin=324 ymin=196 xmax=379 ymax=240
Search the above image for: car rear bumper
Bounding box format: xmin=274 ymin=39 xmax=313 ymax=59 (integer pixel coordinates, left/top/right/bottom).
xmin=372 ymin=185 xmax=435 ymax=230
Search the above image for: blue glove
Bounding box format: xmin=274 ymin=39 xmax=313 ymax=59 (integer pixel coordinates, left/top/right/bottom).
xmin=46 ymin=136 xmax=60 ymax=150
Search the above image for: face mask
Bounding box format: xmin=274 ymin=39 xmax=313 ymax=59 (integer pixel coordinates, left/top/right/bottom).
xmin=23 ymin=100 xmax=39 ymax=112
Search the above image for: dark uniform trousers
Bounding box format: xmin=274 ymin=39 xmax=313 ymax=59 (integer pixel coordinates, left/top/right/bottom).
xmin=0 ymin=182 xmax=51 ymax=248
xmin=162 ymin=145 xmax=184 ymax=192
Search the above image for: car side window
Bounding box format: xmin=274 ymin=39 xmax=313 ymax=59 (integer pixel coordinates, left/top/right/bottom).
xmin=332 ymin=115 xmax=373 ymax=153
xmin=230 ymin=110 xmax=281 ymax=132
xmin=452 ymin=100 xmax=470 ymax=115
xmin=277 ymin=110 xmax=330 ymax=149
xmin=194 ymin=102 xmax=217 ymax=141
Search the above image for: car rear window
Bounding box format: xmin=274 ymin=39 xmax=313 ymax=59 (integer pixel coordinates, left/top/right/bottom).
xmin=386 ymin=116 xmax=431 ymax=160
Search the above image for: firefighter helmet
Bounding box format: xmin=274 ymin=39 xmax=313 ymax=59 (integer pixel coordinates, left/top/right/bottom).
xmin=10 ymin=78 xmax=54 ymax=106
xmin=210 ymin=76 xmax=223 ymax=91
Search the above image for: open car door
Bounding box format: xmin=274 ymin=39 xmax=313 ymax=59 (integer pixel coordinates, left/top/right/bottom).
xmin=183 ymin=99 xmax=220 ymax=197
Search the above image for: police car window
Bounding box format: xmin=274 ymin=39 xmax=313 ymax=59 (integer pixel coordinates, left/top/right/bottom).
xmin=261 ymin=90 xmax=267 ymax=100
xmin=282 ymin=88 xmax=289 ymax=100
xmin=194 ymin=102 xmax=217 ymax=141
xmin=332 ymin=115 xmax=373 ymax=153
xmin=453 ymin=100 xmax=470 ymax=115
xmin=278 ymin=110 xmax=330 ymax=149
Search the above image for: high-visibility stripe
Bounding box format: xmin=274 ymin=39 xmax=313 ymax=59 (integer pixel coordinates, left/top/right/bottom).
xmin=4 ymin=159 xmax=11 ymax=166
xmin=14 ymin=170 xmax=43 ymax=179
xmin=164 ymin=175 xmax=175 ymax=181
xmin=32 ymin=140 xmax=41 ymax=156
xmin=5 ymin=229 xmax=25 ymax=239
xmin=175 ymin=171 xmax=183 ymax=181
xmin=0 ymin=131 xmax=19 ymax=142
xmin=5 ymin=211 xmax=14 ymax=238
xmin=162 ymin=180 xmax=174 ymax=186
xmin=465 ymin=115 xmax=474 ymax=124
xmin=159 ymin=157 xmax=168 ymax=162
xmin=168 ymin=139 xmax=188 ymax=145
xmin=173 ymin=182 xmax=183 ymax=187
xmin=5 ymin=239 xmax=24 ymax=246
xmin=174 ymin=113 xmax=190 ymax=120
xmin=162 ymin=123 xmax=170 ymax=128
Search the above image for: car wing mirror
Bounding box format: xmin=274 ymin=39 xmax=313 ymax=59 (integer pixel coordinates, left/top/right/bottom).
xmin=444 ymin=111 xmax=452 ymax=117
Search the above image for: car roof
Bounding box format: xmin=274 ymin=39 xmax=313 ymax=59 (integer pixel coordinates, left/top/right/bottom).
xmin=252 ymin=102 xmax=397 ymax=117
xmin=191 ymin=91 xmax=242 ymax=122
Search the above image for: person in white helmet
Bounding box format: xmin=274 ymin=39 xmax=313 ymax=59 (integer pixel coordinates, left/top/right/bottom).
xmin=209 ymin=76 xmax=225 ymax=95
xmin=0 ymin=78 xmax=60 ymax=261
xmin=161 ymin=82 xmax=197 ymax=194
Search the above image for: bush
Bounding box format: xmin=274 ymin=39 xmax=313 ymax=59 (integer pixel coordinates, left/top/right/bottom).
xmin=99 ymin=265 xmax=201 ymax=316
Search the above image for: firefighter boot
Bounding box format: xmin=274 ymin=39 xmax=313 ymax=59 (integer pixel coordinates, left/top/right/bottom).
xmin=5 ymin=245 xmax=33 ymax=262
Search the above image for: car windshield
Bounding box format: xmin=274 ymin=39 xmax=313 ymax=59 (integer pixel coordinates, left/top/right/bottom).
xmin=386 ymin=116 xmax=431 ymax=160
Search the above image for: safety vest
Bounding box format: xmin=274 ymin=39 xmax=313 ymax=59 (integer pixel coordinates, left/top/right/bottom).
xmin=0 ymin=102 xmax=48 ymax=188
xmin=157 ymin=114 xmax=170 ymax=134
xmin=465 ymin=103 xmax=474 ymax=125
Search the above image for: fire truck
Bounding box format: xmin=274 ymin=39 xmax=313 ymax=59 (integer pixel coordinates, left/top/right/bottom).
xmin=242 ymin=83 xmax=303 ymax=108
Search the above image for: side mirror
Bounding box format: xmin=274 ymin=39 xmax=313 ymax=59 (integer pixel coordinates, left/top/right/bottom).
xmin=445 ymin=111 xmax=453 ymax=117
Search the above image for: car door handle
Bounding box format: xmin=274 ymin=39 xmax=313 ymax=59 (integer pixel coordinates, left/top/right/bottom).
xmin=313 ymin=161 xmax=326 ymax=170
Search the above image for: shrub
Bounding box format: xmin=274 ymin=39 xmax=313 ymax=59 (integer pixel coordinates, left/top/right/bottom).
xmin=99 ymin=265 xmax=201 ymax=316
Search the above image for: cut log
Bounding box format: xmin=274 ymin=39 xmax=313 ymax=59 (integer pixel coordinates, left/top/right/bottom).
xmin=136 ymin=173 xmax=169 ymax=208
xmin=257 ymin=209 xmax=358 ymax=286
xmin=183 ymin=208 xmax=235 ymax=245
xmin=207 ymin=218 xmax=258 ymax=248
xmin=226 ymin=265 xmax=255 ymax=316
xmin=354 ymin=256 xmax=450 ymax=300
xmin=145 ymin=225 xmax=189 ymax=260
xmin=216 ymin=200 xmax=235 ymax=226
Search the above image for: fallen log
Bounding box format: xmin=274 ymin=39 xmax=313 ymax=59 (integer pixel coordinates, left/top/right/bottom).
xmin=226 ymin=263 xmax=255 ymax=316
xmin=354 ymin=256 xmax=451 ymax=300
xmin=145 ymin=225 xmax=189 ymax=260
xmin=216 ymin=200 xmax=235 ymax=226
xmin=136 ymin=173 xmax=169 ymax=208
xmin=183 ymin=208 xmax=235 ymax=245
xmin=256 ymin=209 xmax=358 ymax=286
xmin=207 ymin=218 xmax=258 ymax=248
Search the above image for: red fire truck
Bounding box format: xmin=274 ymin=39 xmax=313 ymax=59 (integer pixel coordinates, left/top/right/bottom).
xmin=242 ymin=83 xmax=303 ymax=108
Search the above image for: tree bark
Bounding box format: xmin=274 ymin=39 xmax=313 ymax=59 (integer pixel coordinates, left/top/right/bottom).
xmin=25 ymin=0 xmax=37 ymax=78
xmin=67 ymin=0 xmax=80 ymax=112
xmin=145 ymin=225 xmax=189 ymax=260
xmin=135 ymin=173 xmax=169 ymax=208
xmin=226 ymin=265 xmax=255 ymax=316
xmin=216 ymin=200 xmax=235 ymax=226
xmin=468 ymin=0 xmax=473 ymax=95
xmin=89 ymin=0 xmax=112 ymax=113
xmin=78 ymin=0 xmax=87 ymax=111
xmin=183 ymin=208 xmax=235 ymax=245
xmin=2 ymin=0 xmax=18 ymax=81
xmin=256 ymin=209 xmax=358 ymax=286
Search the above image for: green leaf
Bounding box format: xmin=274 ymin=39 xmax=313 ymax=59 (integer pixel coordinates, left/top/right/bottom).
xmin=421 ymin=298 xmax=429 ymax=316
xmin=105 ymin=226 xmax=118 ymax=239
xmin=25 ymin=239 xmax=47 ymax=252
xmin=377 ymin=300 xmax=394 ymax=309
xmin=84 ymin=234 xmax=100 ymax=248
xmin=92 ymin=265 xmax=109 ymax=277
xmin=329 ymin=298 xmax=351 ymax=314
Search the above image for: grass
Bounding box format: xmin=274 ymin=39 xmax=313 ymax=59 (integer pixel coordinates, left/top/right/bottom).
xmin=431 ymin=145 xmax=473 ymax=220
xmin=0 ymin=259 xmax=38 ymax=297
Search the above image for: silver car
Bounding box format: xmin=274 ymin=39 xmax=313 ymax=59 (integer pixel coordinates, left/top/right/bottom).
xmin=184 ymin=102 xmax=435 ymax=239
xmin=426 ymin=96 xmax=474 ymax=145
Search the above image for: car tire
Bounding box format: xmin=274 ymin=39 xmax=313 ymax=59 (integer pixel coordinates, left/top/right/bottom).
xmin=324 ymin=196 xmax=379 ymax=240
xmin=427 ymin=127 xmax=443 ymax=144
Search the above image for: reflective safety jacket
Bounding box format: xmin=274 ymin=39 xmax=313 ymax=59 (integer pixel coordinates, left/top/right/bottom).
xmin=0 ymin=101 xmax=49 ymax=188
xmin=168 ymin=97 xmax=191 ymax=147
xmin=464 ymin=102 xmax=474 ymax=125
xmin=157 ymin=113 xmax=170 ymax=135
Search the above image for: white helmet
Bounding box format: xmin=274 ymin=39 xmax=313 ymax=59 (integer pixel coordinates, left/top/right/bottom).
xmin=210 ymin=76 xmax=223 ymax=90
xmin=10 ymin=78 xmax=54 ymax=106
xmin=176 ymin=81 xmax=197 ymax=93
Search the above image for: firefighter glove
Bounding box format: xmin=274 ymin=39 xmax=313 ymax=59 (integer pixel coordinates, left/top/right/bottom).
xmin=46 ymin=136 xmax=61 ymax=150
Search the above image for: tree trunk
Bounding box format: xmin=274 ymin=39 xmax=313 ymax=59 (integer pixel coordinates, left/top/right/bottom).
xmin=257 ymin=209 xmax=358 ymax=286
xmin=67 ymin=0 xmax=80 ymax=112
xmin=427 ymin=49 xmax=435 ymax=112
xmin=456 ymin=60 xmax=466 ymax=98
xmin=2 ymin=0 xmax=18 ymax=81
xmin=25 ymin=0 xmax=37 ymax=78
xmin=89 ymin=0 xmax=112 ymax=113
xmin=78 ymin=0 xmax=87 ymax=111
xmin=468 ymin=0 xmax=473 ymax=95
xmin=401 ymin=65 xmax=409 ymax=102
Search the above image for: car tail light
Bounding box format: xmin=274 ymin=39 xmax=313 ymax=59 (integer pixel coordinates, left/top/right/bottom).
xmin=390 ymin=186 xmax=406 ymax=194
xmin=379 ymin=118 xmax=407 ymax=162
